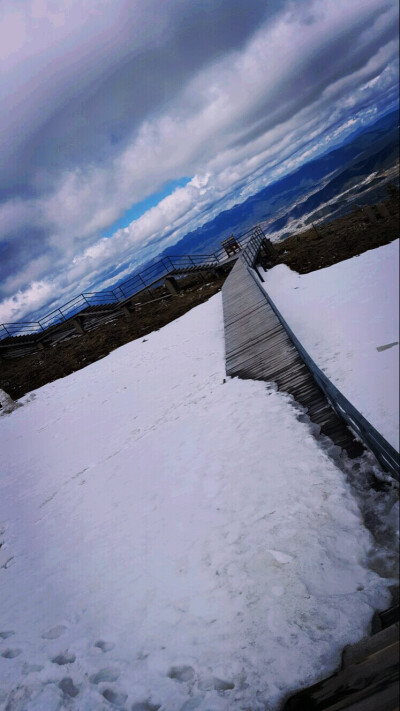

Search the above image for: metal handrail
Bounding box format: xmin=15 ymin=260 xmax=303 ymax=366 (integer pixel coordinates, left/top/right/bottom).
xmin=0 ymin=225 xmax=262 ymax=340
xmin=243 ymin=231 xmax=399 ymax=479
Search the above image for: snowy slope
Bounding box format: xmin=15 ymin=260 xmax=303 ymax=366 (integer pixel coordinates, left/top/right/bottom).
xmin=0 ymin=294 xmax=395 ymax=711
xmin=261 ymin=240 xmax=399 ymax=451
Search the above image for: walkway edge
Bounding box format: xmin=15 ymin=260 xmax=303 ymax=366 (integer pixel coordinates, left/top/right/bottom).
xmin=247 ymin=265 xmax=399 ymax=480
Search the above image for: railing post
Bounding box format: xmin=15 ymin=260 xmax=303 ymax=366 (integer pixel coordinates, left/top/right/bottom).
xmin=0 ymin=223 xmax=272 ymax=336
xmin=139 ymin=274 xmax=152 ymax=296
xmin=164 ymin=276 xmax=180 ymax=295
xmin=71 ymin=317 xmax=85 ymax=335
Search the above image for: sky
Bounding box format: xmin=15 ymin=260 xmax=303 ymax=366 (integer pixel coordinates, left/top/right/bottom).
xmin=0 ymin=0 xmax=399 ymax=324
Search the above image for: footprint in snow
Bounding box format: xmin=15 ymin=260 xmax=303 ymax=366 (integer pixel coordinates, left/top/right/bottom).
xmin=102 ymin=688 xmax=127 ymax=707
xmin=41 ymin=624 xmax=67 ymax=639
xmin=23 ymin=662 xmax=44 ymax=673
xmin=0 ymin=631 xmax=14 ymax=639
xmin=131 ymin=703 xmax=161 ymax=711
xmin=213 ymin=677 xmax=235 ymax=691
xmin=0 ymin=554 xmax=14 ymax=569
xmin=59 ymin=677 xmax=79 ymax=698
xmin=51 ymin=651 xmax=76 ymax=665
xmin=199 ymin=675 xmax=235 ymax=692
xmin=94 ymin=639 xmax=115 ymax=653
xmin=90 ymin=667 xmax=120 ymax=684
xmin=167 ymin=665 xmax=195 ymax=683
xmin=1 ymin=648 xmax=22 ymax=659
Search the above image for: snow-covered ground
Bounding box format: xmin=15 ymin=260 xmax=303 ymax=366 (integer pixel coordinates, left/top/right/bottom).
xmin=0 ymin=293 xmax=397 ymax=711
xmin=261 ymin=239 xmax=399 ymax=452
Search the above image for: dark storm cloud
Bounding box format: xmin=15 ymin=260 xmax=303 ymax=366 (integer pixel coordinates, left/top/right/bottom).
xmin=1 ymin=0 xmax=271 ymax=198
xmin=0 ymin=229 xmax=46 ymax=282
xmin=228 ymin=3 xmax=397 ymax=151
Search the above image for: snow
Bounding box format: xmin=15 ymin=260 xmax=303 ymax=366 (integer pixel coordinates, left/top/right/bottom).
xmin=261 ymin=240 xmax=399 ymax=452
xmin=0 ymin=293 xmax=396 ymax=710
xmin=0 ymin=390 xmax=21 ymax=415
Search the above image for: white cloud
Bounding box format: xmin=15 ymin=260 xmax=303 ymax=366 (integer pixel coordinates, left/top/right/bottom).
xmin=0 ymin=280 xmax=54 ymax=324
xmin=0 ymin=0 xmax=398 ymax=322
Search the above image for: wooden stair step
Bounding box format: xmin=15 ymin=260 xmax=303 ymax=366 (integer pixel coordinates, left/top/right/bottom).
xmin=222 ymin=257 xmax=361 ymax=457
xmin=321 ymin=679 xmax=399 ymax=711
xmin=283 ymin=639 xmax=399 ymax=710
xmin=342 ymin=623 xmax=399 ymax=668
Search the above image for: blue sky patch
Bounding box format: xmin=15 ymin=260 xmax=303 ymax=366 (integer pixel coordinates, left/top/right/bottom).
xmin=102 ymin=177 xmax=192 ymax=238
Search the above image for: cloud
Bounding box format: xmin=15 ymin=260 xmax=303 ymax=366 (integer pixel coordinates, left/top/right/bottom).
xmin=0 ymin=0 xmax=270 ymax=193
xmin=0 ymin=0 xmax=398 ymax=322
xmin=0 ymin=280 xmax=54 ymax=325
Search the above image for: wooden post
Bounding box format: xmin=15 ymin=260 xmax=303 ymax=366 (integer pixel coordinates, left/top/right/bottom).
xmin=72 ymin=317 xmax=85 ymax=335
xmin=311 ymin=223 xmax=321 ymax=239
xmin=121 ymin=305 xmax=131 ymax=318
xmin=165 ymin=276 xmax=180 ymax=295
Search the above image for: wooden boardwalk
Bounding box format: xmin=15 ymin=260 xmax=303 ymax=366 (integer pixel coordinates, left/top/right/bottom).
xmin=222 ymin=258 xmax=364 ymax=457
xmin=283 ymin=608 xmax=399 ymax=710
xmin=223 ymin=256 xmax=399 ymax=709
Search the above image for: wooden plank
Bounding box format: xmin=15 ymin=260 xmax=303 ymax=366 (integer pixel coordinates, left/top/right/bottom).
xmin=222 ymin=258 xmax=362 ymax=456
xmin=342 ymin=623 xmax=399 ymax=668
xmin=322 ymin=680 xmax=399 ymax=711
xmin=283 ymin=640 xmax=399 ymax=710
xmin=378 ymin=606 xmax=400 ymax=631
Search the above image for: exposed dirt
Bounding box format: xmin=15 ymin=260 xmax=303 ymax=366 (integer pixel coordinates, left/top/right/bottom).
xmin=1 ymin=188 xmax=398 ymax=401
xmin=0 ymin=273 xmax=229 ymax=400
xmin=275 ymin=188 xmax=399 ymax=274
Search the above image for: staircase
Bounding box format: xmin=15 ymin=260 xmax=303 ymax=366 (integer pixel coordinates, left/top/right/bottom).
xmin=168 ymin=262 xmax=220 ymax=276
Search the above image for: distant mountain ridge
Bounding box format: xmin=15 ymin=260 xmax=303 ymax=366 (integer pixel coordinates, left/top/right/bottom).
xmin=21 ymin=109 xmax=399 ymax=325
xmin=156 ymin=108 xmax=399 ymax=254
xmin=106 ymin=108 xmax=399 ymax=294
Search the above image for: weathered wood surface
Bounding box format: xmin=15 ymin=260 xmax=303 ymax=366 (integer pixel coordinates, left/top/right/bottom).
xmin=283 ymin=627 xmax=399 ymax=710
xmin=222 ymin=258 xmax=363 ymax=457
xmin=223 ymin=258 xmax=399 ymax=709
xmin=342 ymin=623 xmax=399 ymax=668
xmin=168 ymin=263 xmax=218 ymax=276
